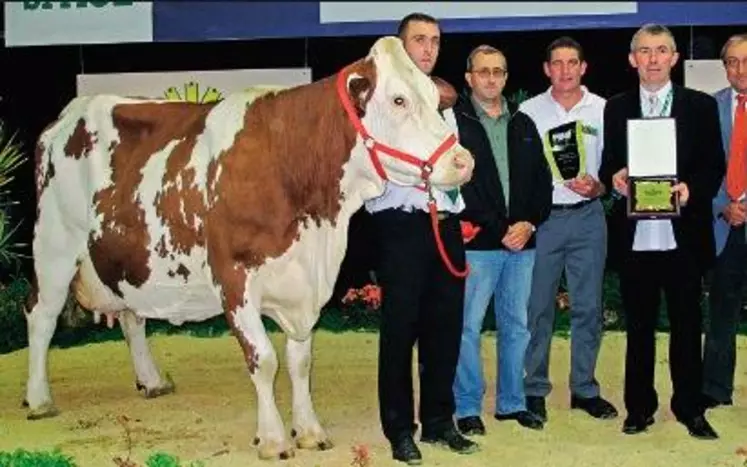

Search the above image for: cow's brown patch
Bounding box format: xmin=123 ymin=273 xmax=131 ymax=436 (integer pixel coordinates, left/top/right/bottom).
xmin=33 ymin=121 xmax=59 ymax=220
xmin=206 ymin=56 xmax=376 ymax=330
xmin=33 ymin=142 xmax=53 ymax=221
xmin=175 ymin=263 xmax=190 ymax=281
xmin=24 ymin=275 xmax=39 ymax=316
xmin=203 ymin=58 xmax=377 ymax=380
xmin=153 ymin=108 xmax=210 ymax=256
xmin=64 ymin=119 xmax=95 ymax=160
xmin=225 ymin=310 xmax=259 ymax=374
xmin=204 ymin=58 xmax=377 ymax=313
xmin=89 ymin=103 xmax=215 ymax=296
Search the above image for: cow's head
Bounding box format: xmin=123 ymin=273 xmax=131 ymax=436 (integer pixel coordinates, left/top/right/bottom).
xmin=340 ymin=36 xmax=474 ymax=192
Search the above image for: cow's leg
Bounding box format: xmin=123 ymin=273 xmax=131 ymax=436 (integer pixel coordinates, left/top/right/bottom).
xmin=287 ymin=335 xmax=333 ymax=451
xmin=226 ymin=304 xmax=293 ymax=460
xmin=24 ymin=259 xmax=78 ymax=420
xmin=118 ymin=310 xmax=175 ymax=399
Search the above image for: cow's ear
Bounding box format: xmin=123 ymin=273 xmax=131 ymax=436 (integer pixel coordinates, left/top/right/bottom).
xmin=347 ymin=75 xmax=373 ymax=118
xmin=432 ymin=76 xmax=457 ymax=110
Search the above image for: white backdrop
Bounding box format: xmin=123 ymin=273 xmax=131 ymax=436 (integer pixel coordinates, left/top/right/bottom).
xmin=76 ymin=68 xmax=313 ymax=101
xmin=319 ymin=2 xmax=637 ymax=23
xmin=684 ymin=60 xmax=729 ymax=95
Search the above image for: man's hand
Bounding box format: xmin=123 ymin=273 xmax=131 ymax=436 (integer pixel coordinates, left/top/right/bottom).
xmin=670 ymin=182 xmax=690 ymax=206
xmin=502 ymin=221 xmax=534 ymax=251
xmin=612 ymin=167 xmax=629 ymax=197
xmin=566 ymin=174 xmax=604 ymax=198
xmin=723 ymin=201 xmax=747 ymax=226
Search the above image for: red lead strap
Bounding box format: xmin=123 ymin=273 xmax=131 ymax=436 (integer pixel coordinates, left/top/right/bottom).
xmin=427 ymin=195 xmax=470 ymax=278
xmin=336 ymin=64 xmax=469 ymax=279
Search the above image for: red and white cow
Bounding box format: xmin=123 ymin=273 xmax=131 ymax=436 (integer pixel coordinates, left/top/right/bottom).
xmin=24 ymin=36 xmax=473 ymax=460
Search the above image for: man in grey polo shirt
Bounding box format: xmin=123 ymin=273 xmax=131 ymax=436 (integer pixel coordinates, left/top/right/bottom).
xmin=519 ymin=36 xmax=618 ymax=422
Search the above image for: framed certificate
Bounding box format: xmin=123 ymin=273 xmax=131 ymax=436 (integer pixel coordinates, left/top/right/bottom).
xmin=626 ymin=118 xmax=679 ymax=219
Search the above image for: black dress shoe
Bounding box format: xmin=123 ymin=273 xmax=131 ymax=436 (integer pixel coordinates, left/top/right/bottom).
xmin=495 ymin=410 xmax=544 ymax=430
xmin=421 ymin=426 xmax=479 ymax=454
xmin=571 ymin=395 xmax=619 ymax=419
xmin=391 ymin=435 xmax=422 ymax=465
xmin=622 ymin=414 xmax=655 ymax=434
xmin=456 ymin=416 xmax=486 ymax=436
xmin=680 ymin=415 xmax=719 ymax=440
xmin=526 ymin=396 xmax=547 ymax=422
xmin=702 ymin=393 xmax=733 ymax=409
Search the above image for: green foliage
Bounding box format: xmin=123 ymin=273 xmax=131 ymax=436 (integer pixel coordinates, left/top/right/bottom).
xmin=507 ymin=88 xmax=531 ymax=106
xmin=0 ymin=121 xmax=29 ymax=268
xmin=145 ymin=452 xmax=205 ymax=467
xmin=0 ymin=448 xmax=77 ymax=467
xmin=316 ymin=306 xmax=379 ymax=332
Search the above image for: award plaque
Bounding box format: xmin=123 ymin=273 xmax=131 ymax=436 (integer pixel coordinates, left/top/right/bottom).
xmin=626 ymin=118 xmax=679 ymax=218
xmin=543 ymin=121 xmax=587 ymax=182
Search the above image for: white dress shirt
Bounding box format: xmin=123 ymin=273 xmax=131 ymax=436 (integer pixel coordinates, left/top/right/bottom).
xmin=632 ymin=81 xmax=677 ymax=251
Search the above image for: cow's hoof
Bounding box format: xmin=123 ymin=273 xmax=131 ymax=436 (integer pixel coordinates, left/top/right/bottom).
xmin=256 ymin=439 xmax=295 ymax=461
xmin=140 ymin=373 xmax=176 ymax=399
xmin=27 ymin=402 xmax=60 ymax=420
xmin=293 ymin=430 xmax=334 ymax=451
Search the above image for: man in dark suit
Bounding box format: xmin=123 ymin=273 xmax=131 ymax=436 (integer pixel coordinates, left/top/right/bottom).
xmin=703 ymin=33 xmax=747 ymax=410
xmin=599 ymin=23 xmax=725 ymax=440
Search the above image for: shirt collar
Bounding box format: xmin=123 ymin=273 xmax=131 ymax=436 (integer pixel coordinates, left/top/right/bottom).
xmin=732 ymin=87 xmax=747 ymax=104
xmin=471 ymin=94 xmax=509 ymax=119
xmin=544 ymin=85 xmax=591 ymax=111
xmin=640 ymin=81 xmax=672 ymax=102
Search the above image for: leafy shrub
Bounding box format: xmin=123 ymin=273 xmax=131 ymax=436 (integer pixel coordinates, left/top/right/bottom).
xmin=145 ymin=452 xmax=205 ymax=467
xmin=0 ymin=120 xmax=29 ymax=270
xmin=0 ymin=448 xmax=77 ymax=467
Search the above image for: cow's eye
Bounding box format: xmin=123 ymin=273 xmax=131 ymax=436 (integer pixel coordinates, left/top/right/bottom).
xmin=393 ymin=96 xmax=406 ymax=107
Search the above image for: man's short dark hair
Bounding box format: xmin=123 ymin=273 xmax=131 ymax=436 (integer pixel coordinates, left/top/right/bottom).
xmin=545 ymin=36 xmax=585 ymax=63
xmin=397 ymin=12 xmax=439 ymax=38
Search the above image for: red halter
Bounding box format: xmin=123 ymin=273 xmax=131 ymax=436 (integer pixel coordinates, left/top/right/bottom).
xmin=335 ymin=65 xmax=469 ymax=278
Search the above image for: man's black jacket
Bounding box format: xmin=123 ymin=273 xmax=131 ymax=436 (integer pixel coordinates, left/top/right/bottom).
xmin=454 ymin=93 xmax=553 ymax=251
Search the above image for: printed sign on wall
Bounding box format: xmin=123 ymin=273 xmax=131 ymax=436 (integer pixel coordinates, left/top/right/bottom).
xmin=319 ymin=2 xmax=638 ymax=23
xmin=4 ymin=1 xmax=153 ymax=47
xmin=76 ymin=68 xmax=313 ymax=101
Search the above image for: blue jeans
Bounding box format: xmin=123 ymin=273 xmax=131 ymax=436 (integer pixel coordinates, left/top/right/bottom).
xmin=453 ymin=249 xmax=535 ymax=417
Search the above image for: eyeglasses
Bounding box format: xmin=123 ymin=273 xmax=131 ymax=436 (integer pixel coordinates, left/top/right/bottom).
xmin=470 ymin=67 xmax=507 ymax=79
xmin=725 ymin=57 xmax=747 ymax=70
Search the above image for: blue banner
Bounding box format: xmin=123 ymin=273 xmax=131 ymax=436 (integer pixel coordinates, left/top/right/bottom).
xmin=153 ymin=2 xmax=747 ymax=43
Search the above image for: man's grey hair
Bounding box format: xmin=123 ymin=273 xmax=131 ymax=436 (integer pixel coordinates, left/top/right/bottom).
xmin=720 ymin=33 xmax=747 ymax=62
xmin=465 ymin=44 xmax=506 ymax=71
xmin=630 ymin=23 xmax=677 ymax=52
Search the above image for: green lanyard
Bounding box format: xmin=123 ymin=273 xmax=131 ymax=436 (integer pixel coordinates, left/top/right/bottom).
xmin=648 ymin=89 xmax=673 ymax=117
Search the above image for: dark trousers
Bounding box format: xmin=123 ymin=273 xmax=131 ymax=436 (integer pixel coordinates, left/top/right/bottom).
xmin=620 ymin=248 xmax=704 ymax=421
xmin=703 ymin=226 xmax=747 ymax=401
xmin=371 ymin=208 xmax=465 ymax=442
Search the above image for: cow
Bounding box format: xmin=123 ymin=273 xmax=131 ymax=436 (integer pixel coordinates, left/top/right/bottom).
xmin=23 ymin=36 xmax=474 ymax=460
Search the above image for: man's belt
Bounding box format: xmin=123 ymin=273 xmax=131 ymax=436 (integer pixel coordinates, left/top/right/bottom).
xmin=551 ymin=198 xmax=595 ymax=211
xmin=392 ymin=207 xmax=455 ymax=220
